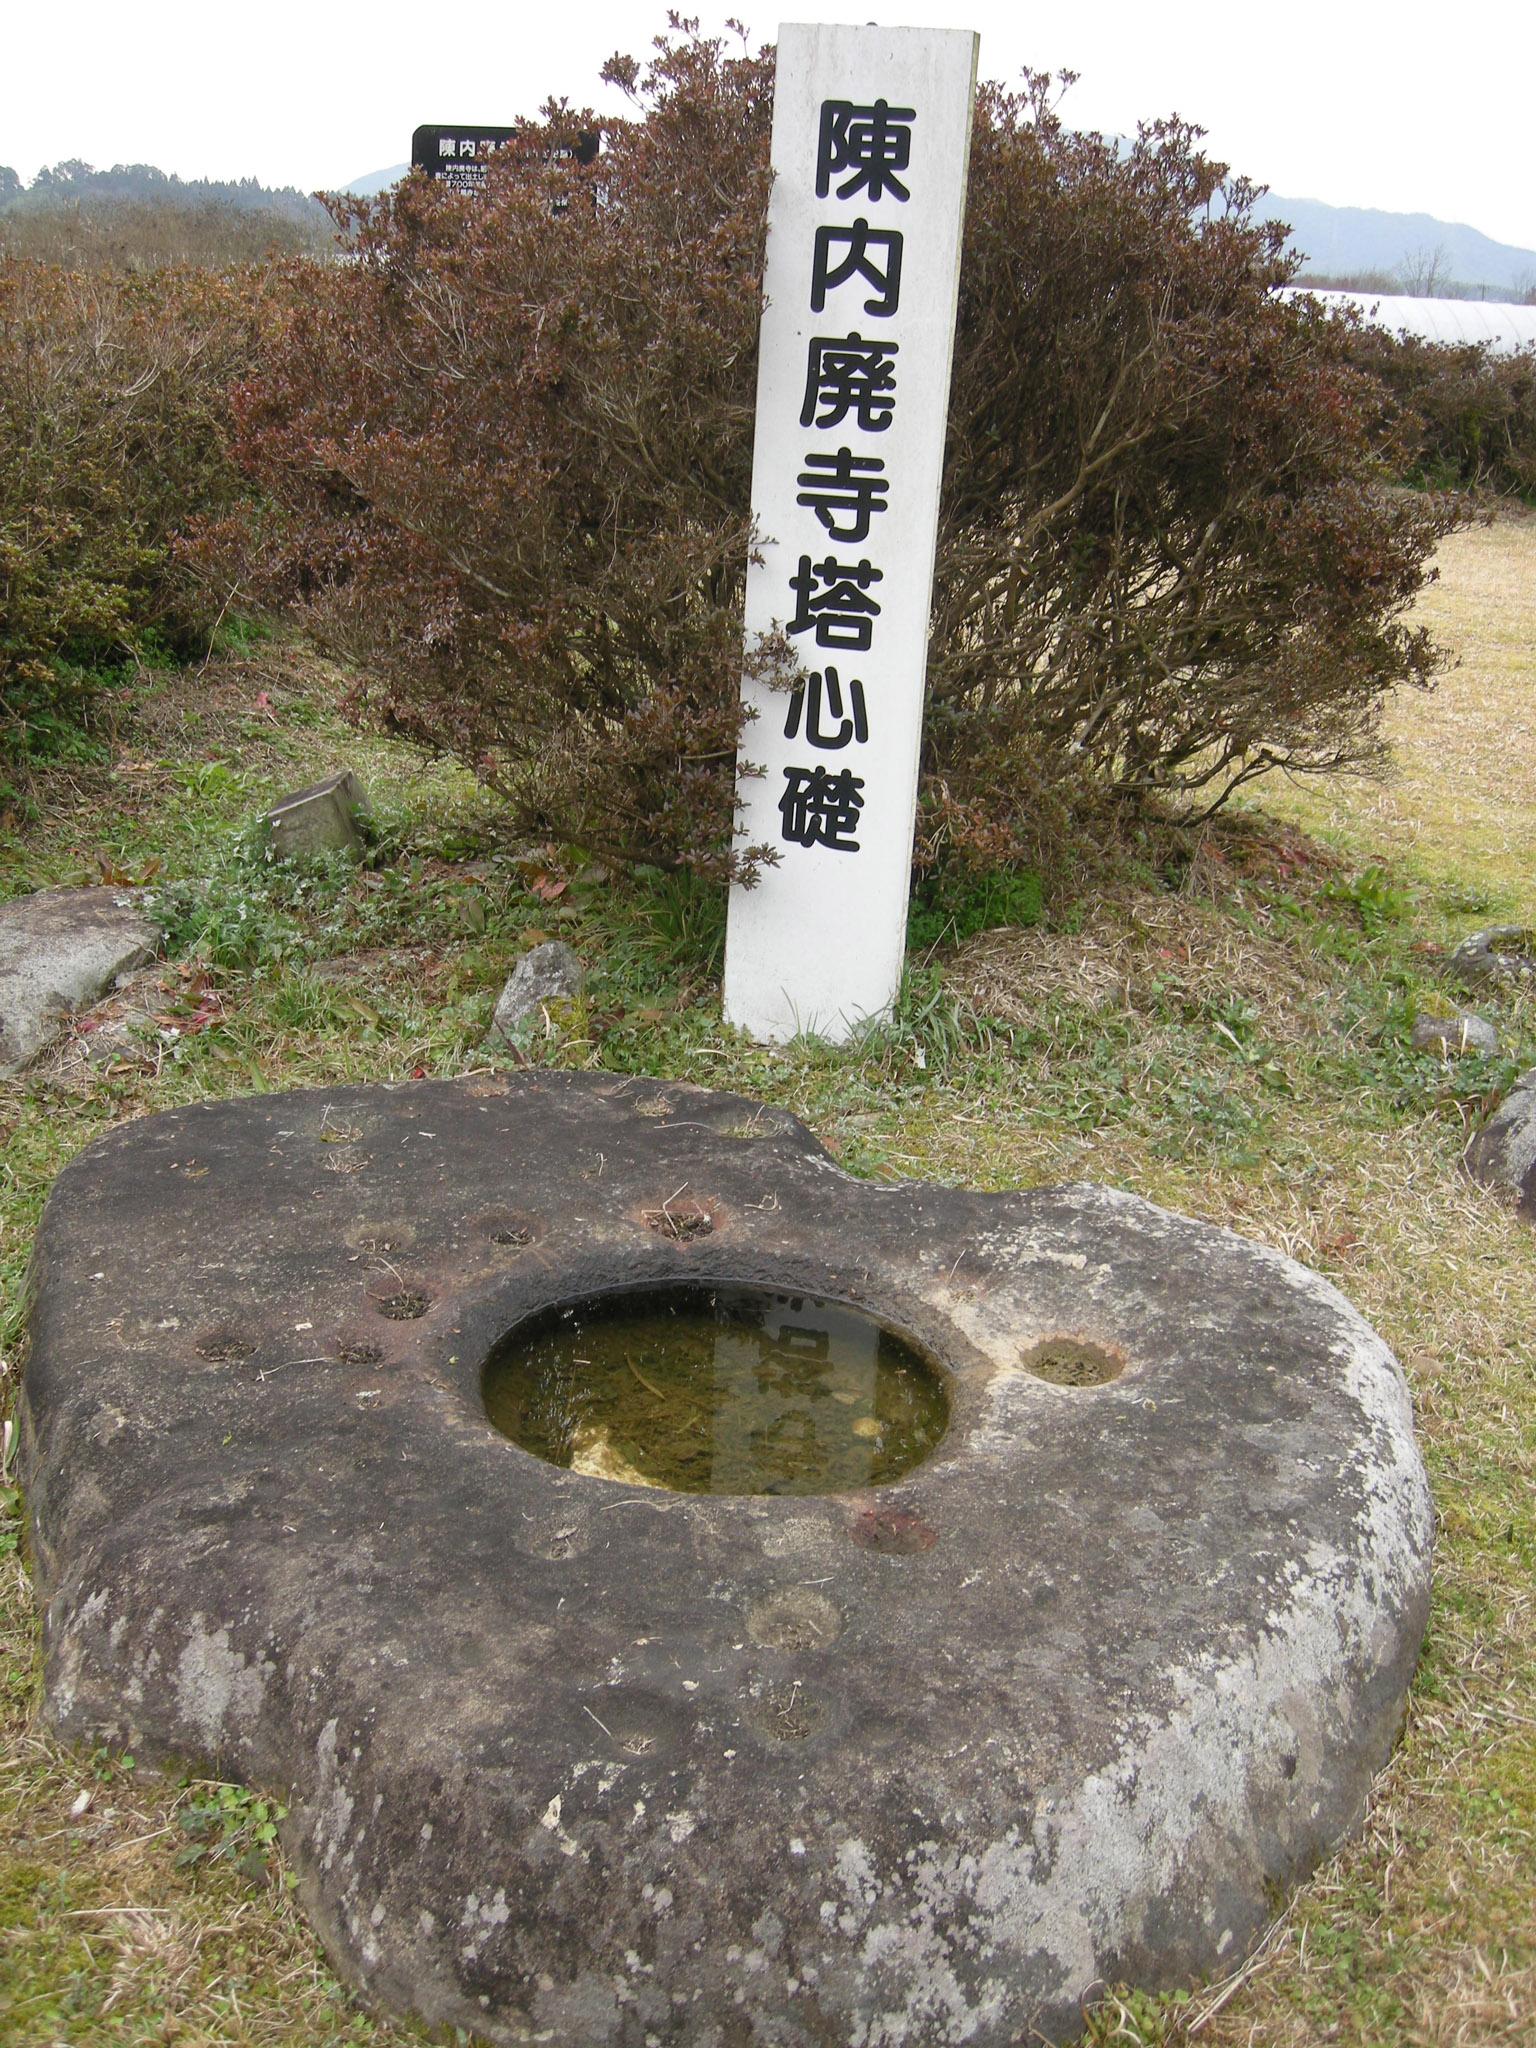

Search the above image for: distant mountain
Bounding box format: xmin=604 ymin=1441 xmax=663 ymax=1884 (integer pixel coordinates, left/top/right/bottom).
xmin=349 ymin=164 xmax=409 ymax=198
xmin=0 ymin=159 xmax=337 ymax=266
xmin=1271 ymin=195 xmax=1536 ymax=297
xmin=0 ymin=159 xmax=331 ymax=227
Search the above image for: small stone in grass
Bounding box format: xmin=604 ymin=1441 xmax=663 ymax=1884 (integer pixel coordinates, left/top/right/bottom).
xmin=1464 ymin=1066 xmax=1536 ymax=1220
xmin=1411 ymin=1011 xmax=1498 ymax=1057
xmin=487 ymin=941 xmax=586 ymax=1050
xmin=263 ymin=770 xmax=371 ymax=861
xmin=1448 ymin=927 xmax=1536 ymax=985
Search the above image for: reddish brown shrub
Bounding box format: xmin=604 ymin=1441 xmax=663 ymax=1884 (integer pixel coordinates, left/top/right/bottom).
xmin=932 ymin=87 xmax=1461 ymax=844
xmin=1 ymin=258 xmax=279 ymax=793
xmin=1343 ymin=324 xmax=1536 ymax=499
xmin=211 ymin=24 xmax=1462 ymax=881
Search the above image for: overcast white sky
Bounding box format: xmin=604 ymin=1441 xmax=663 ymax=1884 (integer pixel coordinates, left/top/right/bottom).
xmin=6 ymin=2 xmax=1535 ymax=251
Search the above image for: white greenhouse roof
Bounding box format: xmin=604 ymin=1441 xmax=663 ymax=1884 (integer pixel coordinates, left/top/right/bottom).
xmin=1278 ymin=286 xmax=1536 ymax=355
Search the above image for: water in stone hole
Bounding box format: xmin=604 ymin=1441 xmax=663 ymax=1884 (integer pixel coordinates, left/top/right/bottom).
xmin=482 ymin=1284 xmax=948 ymax=1495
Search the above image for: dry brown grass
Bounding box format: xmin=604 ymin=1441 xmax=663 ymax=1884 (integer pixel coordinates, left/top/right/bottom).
xmin=1263 ymin=509 xmax=1536 ymax=916
xmin=1181 ymin=1121 xmax=1536 ymax=2048
xmin=955 ymin=853 xmax=1331 ymax=1048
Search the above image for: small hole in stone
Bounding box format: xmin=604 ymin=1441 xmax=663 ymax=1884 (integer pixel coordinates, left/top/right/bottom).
xmin=747 ymin=1683 xmax=825 ymax=1743
xmin=632 ymin=1097 xmax=677 ymax=1119
xmin=196 ymin=1327 xmax=255 ymax=1364
xmin=1020 ymin=1336 xmax=1125 ymax=1387
xmin=644 ymin=1204 xmax=714 ymax=1241
xmin=492 ymin=1226 xmax=532 ymax=1248
xmin=376 ymin=1290 xmax=430 ymax=1321
xmin=747 ymin=1589 xmax=841 ymax=1652
xmin=716 ymin=1113 xmax=773 ymax=1140
xmin=338 ymin=1341 xmax=385 ymax=1366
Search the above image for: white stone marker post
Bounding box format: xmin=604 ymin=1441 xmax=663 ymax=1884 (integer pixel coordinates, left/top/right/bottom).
xmin=723 ymin=21 xmax=978 ymax=1045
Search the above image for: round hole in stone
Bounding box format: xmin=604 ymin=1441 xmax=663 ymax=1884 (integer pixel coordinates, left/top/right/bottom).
xmin=491 ymin=1226 xmax=533 ymax=1248
xmin=643 ymin=1202 xmax=714 ymax=1242
xmin=745 ymin=1681 xmax=827 ymax=1744
xmin=747 ymin=1588 xmax=841 ymax=1652
xmin=482 ymin=1282 xmax=949 ymax=1497
xmin=713 ymin=1110 xmax=782 ymax=1142
xmin=1020 ymin=1335 xmax=1125 ymax=1387
xmin=376 ymin=1289 xmax=430 ymax=1321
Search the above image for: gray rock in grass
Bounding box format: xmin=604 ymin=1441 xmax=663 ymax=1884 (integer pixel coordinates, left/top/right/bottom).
xmin=1448 ymin=927 xmax=1536 ymax=986
xmin=263 ymin=770 xmax=371 ymax=861
xmin=487 ymin=940 xmax=585 ymax=1048
xmin=1464 ymin=1066 xmax=1536 ymax=1218
xmin=0 ymin=887 xmax=158 ymax=1076
xmin=21 ymin=1071 xmax=1433 ymax=2048
xmin=1410 ymin=1010 xmax=1499 ymax=1057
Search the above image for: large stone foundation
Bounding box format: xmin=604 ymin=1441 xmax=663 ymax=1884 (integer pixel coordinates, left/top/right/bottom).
xmin=22 ymin=1071 xmax=1432 ymax=2045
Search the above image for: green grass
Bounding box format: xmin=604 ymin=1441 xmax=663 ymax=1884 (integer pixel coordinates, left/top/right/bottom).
xmin=3 ymin=557 xmax=1536 ymax=2046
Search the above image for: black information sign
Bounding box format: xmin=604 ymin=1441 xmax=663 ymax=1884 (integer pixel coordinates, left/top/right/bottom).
xmin=411 ymin=124 xmax=599 ymax=194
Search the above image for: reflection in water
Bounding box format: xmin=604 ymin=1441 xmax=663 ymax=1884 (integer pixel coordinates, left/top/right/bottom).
xmin=482 ymin=1284 xmax=948 ymax=1495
